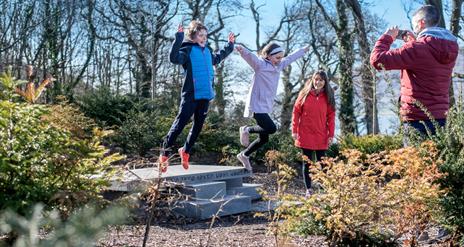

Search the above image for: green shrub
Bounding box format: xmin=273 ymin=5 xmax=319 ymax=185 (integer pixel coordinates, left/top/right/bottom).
xmin=0 ymin=203 xmax=127 ymax=247
xmin=430 ymin=104 xmax=464 ymax=243
xmin=43 ymin=99 xmax=96 ymax=140
xmin=339 ymin=134 xmax=402 ymax=154
xmin=0 ymin=72 xmax=123 ymax=215
xmin=77 ymin=86 xmax=135 ymax=127
xmin=113 ymin=109 xmax=172 ymax=156
xmin=280 ymin=142 xmax=444 ymax=246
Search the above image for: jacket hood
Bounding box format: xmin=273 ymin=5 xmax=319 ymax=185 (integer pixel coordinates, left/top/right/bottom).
xmin=419 ymin=27 xmax=459 ymax=64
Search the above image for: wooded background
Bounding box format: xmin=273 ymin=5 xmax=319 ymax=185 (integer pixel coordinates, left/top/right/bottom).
xmin=1 ymin=0 xmax=463 ymax=135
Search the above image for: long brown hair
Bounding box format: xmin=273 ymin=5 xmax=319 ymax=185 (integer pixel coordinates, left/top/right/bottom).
xmin=297 ymin=70 xmax=335 ymax=109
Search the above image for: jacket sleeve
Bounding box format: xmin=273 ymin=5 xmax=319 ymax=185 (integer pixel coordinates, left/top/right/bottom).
xmin=292 ymin=97 xmax=302 ymax=134
xmin=280 ymin=48 xmax=306 ymax=69
xmin=169 ymin=32 xmax=188 ymax=65
xmin=212 ymin=42 xmax=234 ymax=65
xmin=327 ymin=104 xmax=335 ymax=138
xmin=238 ymin=47 xmax=263 ymax=71
xmin=370 ymin=34 xmax=416 ymax=70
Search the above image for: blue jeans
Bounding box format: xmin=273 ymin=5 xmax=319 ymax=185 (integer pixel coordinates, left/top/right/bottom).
xmin=402 ymin=119 xmax=446 ymax=146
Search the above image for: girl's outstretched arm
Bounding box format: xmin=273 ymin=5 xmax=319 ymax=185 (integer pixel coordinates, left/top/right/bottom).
xmin=279 ymin=45 xmax=309 ymax=69
xmin=169 ymin=24 xmax=188 ymax=65
xmin=212 ymin=32 xmax=235 ymax=65
xmin=236 ymin=45 xmax=263 ymax=71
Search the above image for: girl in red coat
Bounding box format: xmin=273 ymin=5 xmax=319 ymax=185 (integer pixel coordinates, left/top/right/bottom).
xmin=292 ymin=70 xmax=335 ymax=197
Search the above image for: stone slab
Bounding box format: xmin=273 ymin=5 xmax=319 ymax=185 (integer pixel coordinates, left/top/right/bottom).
xmin=173 ymin=195 xmax=252 ymax=219
xmin=109 ymin=165 xmax=251 ymax=191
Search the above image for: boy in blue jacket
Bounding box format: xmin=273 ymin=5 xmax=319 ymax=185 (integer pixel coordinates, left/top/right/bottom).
xmin=158 ymin=20 xmax=235 ymax=172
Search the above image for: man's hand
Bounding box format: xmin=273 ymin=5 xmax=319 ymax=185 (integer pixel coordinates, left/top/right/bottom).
xmin=384 ymin=26 xmax=399 ymax=40
xmin=235 ymin=45 xmax=243 ymax=52
xmin=402 ymin=31 xmax=416 ymax=42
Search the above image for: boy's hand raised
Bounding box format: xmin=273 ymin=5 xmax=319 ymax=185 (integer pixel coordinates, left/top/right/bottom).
xmin=228 ymin=32 xmax=235 ymax=43
xmin=177 ymin=17 xmax=184 ymax=33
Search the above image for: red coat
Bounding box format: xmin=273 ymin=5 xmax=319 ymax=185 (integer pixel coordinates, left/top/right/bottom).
xmin=370 ymin=32 xmax=459 ymax=121
xmin=292 ymin=91 xmax=335 ymax=150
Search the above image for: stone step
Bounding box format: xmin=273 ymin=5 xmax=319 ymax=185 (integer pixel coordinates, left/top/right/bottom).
xmin=227 ymin=183 xmax=262 ymax=201
xmin=179 ymin=181 xmax=227 ymax=200
xmin=173 ymin=195 xmax=252 ymax=220
xmin=109 ymin=165 xmax=251 ymax=192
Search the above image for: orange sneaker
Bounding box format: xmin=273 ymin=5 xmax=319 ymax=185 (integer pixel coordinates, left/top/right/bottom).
xmin=158 ymin=155 xmax=169 ymax=173
xmin=178 ymin=148 xmax=189 ymax=170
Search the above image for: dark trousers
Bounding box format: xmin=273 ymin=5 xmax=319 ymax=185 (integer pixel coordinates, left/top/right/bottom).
xmin=162 ymin=98 xmax=209 ymax=156
xmin=301 ymin=149 xmax=326 ymax=190
xmin=243 ymin=113 xmax=277 ymax=156
xmin=403 ymin=119 xmax=446 ymax=147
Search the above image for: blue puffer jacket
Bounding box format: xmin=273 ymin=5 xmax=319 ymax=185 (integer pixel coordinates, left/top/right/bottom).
xmin=169 ymin=32 xmax=234 ymax=101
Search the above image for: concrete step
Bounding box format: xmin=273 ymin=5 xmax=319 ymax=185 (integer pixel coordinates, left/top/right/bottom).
xmin=180 ymin=181 xmax=227 ymax=200
xmin=173 ymin=195 xmax=252 ymax=220
xmin=227 ymin=183 xmax=262 ymax=200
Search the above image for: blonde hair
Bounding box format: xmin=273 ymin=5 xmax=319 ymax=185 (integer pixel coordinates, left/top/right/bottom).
xmin=296 ymin=70 xmax=335 ymax=109
xmin=186 ymin=20 xmax=208 ymax=41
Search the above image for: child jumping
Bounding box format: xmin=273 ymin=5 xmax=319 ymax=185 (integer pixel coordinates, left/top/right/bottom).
xmin=291 ymin=70 xmax=335 ymax=197
xmin=236 ymin=43 xmax=309 ymax=171
xmin=158 ymin=20 xmax=235 ymax=172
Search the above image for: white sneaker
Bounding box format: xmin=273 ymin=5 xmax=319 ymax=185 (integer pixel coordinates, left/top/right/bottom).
xmin=239 ymin=126 xmax=249 ymax=147
xmin=237 ymin=152 xmax=252 ymax=172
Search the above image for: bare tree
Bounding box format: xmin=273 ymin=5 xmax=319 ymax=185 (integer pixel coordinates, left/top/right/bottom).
xmin=315 ymin=0 xmax=357 ymax=135
xmin=345 ymin=0 xmax=379 ymax=134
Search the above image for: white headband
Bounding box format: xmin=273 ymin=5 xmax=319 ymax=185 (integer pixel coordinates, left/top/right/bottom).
xmin=269 ymin=47 xmax=283 ymax=55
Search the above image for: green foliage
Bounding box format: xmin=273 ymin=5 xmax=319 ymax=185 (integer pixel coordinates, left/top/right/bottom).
xmin=0 ymin=73 xmax=123 ymax=215
xmin=43 ymin=98 xmax=96 ymax=139
xmin=0 ymin=203 xmax=127 ymax=247
xmin=403 ymin=101 xmax=464 ymax=243
xmin=77 ymin=86 xmax=135 ymax=127
xmin=280 ymin=142 xmax=444 ymax=246
xmin=113 ymin=109 xmax=171 ymax=156
xmin=428 ymin=104 xmax=464 ymax=243
xmin=339 ymin=134 xmax=402 ymax=155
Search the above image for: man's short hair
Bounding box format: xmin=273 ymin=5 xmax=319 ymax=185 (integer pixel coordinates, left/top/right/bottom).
xmin=413 ymin=5 xmax=439 ymax=27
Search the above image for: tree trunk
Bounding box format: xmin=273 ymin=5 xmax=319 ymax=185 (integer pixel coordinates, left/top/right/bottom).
xmin=315 ymin=0 xmax=357 ymax=135
xmin=345 ymin=0 xmax=379 ymax=134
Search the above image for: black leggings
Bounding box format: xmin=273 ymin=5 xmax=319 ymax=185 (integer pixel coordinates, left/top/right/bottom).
xmin=301 ymin=149 xmax=326 ymax=190
xmin=243 ymin=113 xmax=277 ymax=156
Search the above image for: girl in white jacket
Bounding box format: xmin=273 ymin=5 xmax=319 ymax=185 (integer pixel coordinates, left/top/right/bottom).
xmin=236 ymin=43 xmax=309 ymax=171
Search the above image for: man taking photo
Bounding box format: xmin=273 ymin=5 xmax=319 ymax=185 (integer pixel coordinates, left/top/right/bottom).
xmin=370 ymin=5 xmax=459 ymax=145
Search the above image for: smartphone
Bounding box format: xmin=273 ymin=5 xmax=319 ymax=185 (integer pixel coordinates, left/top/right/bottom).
xmin=396 ymin=30 xmax=408 ymax=39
